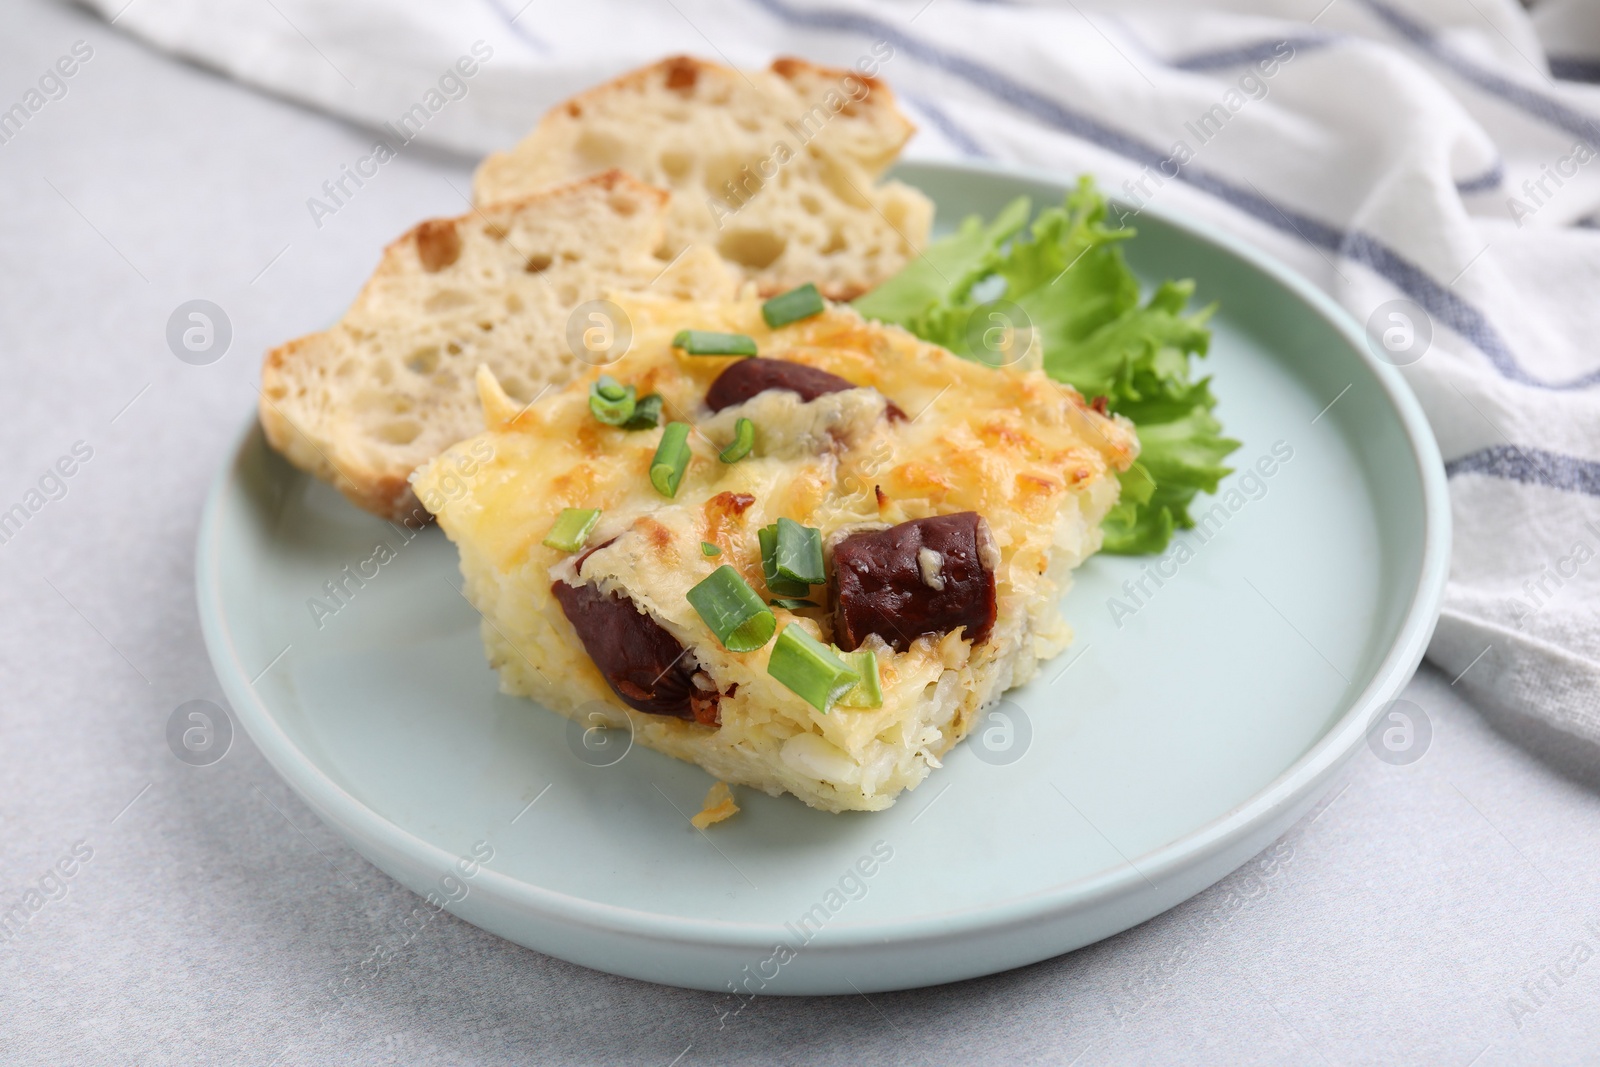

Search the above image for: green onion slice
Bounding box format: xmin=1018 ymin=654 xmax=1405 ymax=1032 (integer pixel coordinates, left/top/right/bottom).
xmin=761 ymin=283 xmax=825 ymax=327
xmin=719 ymin=417 xmax=755 ymax=463
xmin=701 ymin=541 xmax=721 ymax=556
xmin=687 ymin=566 xmax=776 ymax=653
xmin=589 ymin=376 xmax=636 ymax=425
xmin=650 ymin=422 xmax=692 ymax=497
xmin=836 ymin=649 xmax=883 ymax=708
xmin=542 ymin=508 xmax=601 ymax=553
xmin=773 ymin=517 xmax=825 ymax=585
xmin=769 ymin=598 xmax=818 ymax=610
xmin=767 ymin=625 xmax=860 ymax=712
xmin=672 ymin=329 xmax=758 ymax=356
xmin=621 ymin=393 xmax=663 ymax=430
xmin=758 ymin=523 xmax=811 ymax=598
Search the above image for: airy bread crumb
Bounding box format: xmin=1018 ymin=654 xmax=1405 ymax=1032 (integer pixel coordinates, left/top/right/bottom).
xmin=473 ymin=55 xmax=933 ymax=300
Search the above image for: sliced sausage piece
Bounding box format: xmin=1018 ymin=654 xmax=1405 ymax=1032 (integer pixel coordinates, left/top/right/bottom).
xmin=551 ymin=581 xmax=695 ymax=718
xmin=706 ymin=357 xmax=905 ymax=419
xmin=706 ymin=358 xmax=856 ymax=412
xmin=832 ymin=512 xmax=998 ymax=652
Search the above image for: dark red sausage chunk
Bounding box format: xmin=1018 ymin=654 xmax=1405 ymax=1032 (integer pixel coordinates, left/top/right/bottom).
xmin=705 ymin=357 xmax=906 ymax=419
xmin=551 ymin=581 xmax=694 ymax=718
xmin=706 ymin=358 xmax=856 ymax=412
xmin=832 ymin=513 xmax=997 ymax=652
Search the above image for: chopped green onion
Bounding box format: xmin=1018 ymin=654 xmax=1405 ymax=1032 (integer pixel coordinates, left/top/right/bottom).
xmin=542 ymin=508 xmax=601 ymax=553
xmin=672 ymin=329 xmax=758 ymax=356
xmin=767 ymin=624 xmax=860 ymax=712
xmin=719 ymin=417 xmax=755 ymax=463
xmin=762 ymin=283 xmax=825 ymax=327
xmin=773 ymin=517 xmax=825 ymax=585
xmin=758 ymin=523 xmax=811 ymax=598
xmin=687 ymin=566 xmax=776 ymax=652
xmin=769 ymin=598 xmax=818 ymax=610
xmin=589 ymin=376 xmax=636 ymax=425
xmin=650 ymin=422 xmax=692 ymax=497
xmin=836 ymin=649 xmax=883 ymax=708
xmin=621 ymin=393 xmax=663 ymax=430
xmin=701 ymin=541 xmax=721 ymax=556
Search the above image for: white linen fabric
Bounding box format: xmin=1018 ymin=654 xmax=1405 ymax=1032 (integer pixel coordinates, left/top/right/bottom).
xmin=76 ymin=0 xmax=1600 ymax=740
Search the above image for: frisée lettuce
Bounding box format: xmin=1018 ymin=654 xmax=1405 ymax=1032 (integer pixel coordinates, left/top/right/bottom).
xmin=854 ymin=177 xmax=1239 ymax=555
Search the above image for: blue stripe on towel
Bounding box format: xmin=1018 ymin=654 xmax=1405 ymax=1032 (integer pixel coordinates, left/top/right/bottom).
xmin=1446 ymin=445 xmax=1600 ymax=498
xmin=1550 ymin=56 xmax=1600 ymax=85
xmin=1455 ymin=161 xmax=1504 ymax=194
xmin=1168 ymin=37 xmax=1332 ymax=72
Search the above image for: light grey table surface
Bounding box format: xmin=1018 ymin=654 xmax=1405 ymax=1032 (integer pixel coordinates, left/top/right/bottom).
xmin=4 ymin=1 xmax=1600 ymax=1064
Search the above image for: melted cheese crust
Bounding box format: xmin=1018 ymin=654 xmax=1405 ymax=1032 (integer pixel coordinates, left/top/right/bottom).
xmin=413 ymin=294 xmax=1137 ymax=812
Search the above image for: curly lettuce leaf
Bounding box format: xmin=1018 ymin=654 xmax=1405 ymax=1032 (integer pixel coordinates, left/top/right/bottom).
xmin=851 ymin=196 xmax=1031 ymax=328
xmin=856 ymin=176 xmax=1240 ymax=555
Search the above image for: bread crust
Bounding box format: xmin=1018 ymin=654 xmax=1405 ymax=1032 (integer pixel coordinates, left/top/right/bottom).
xmin=546 ymin=54 xmax=903 ymax=131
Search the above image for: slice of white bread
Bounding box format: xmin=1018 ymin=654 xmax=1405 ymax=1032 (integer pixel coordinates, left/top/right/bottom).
xmin=260 ymin=170 xmax=737 ymax=520
xmin=472 ymin=55 xmax=933 ymax=300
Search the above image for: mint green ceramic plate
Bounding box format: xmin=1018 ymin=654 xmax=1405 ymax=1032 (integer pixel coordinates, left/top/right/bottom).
xmin=197 ymin=160 xmax=1448 ymax=994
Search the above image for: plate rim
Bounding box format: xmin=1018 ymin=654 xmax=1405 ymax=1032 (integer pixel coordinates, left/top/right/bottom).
xmin=197 ymin=157 xmax=1451 ymax=955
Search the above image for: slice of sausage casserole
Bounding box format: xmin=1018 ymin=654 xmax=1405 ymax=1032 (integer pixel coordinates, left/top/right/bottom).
xmin=412 ymin=293 xmax=1137 ymax=813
